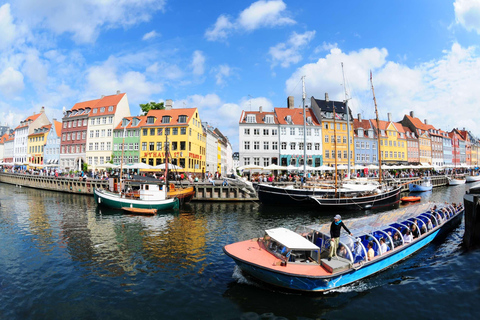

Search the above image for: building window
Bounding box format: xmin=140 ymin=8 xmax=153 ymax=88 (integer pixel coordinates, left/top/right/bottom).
xmin=290 ymin=128 xmax=295 ymax=135
xmin=264 ymin=141 xmax=269 ymax=150
xmin=172 ymin=128 xmax=178 ymax=135
xmin=149 ymin=142 xmax=155 ymax=151
xmin=244 ymin=141 xmax=250 ymax=150
xmin=253 ymin=157 xmax=260 ymax=166
xmin=143 ymin=129 xmax=148 ymax=136
xmin=290 ymin=142 xmax=296 ymax=150
xmin=162 ymin=116 xmax=170 ymax=123
xmin=254 ymin=141 xmax=260 ymax=150
xmin=254 ymin=129 xmax=259 ymax=135
xmin=142 ymin=142 xmax=147 ymax=151
xmin=157 ymin=142 xmax=162 ymax=151
xmin=272 ymin=142 xmax=278 ymax=150
xmin=244 ymin=128 xmax=250 ymax=135
xmin=263 ymin=129 xmax=269 ymax=135
xmin=180 ymin=127 xmax=186 ymax=135
xmin=281 ymin=142 xmax=286 ymax=150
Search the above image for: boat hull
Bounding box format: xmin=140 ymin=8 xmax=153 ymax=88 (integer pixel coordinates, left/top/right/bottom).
xmin=448 ymin=178 xmax=466 ymax=186
xmin=257 ymin=184 xmax=401 ymax=210
xmin=168 ymin=186 xmax=195 ymax=203
xmin=225 ymin=209 xmax=463 ymax=292
xmin=408 ymin=183 xmax=432 ymax=192
xmin=94 ymin=189 xmax=179 ymax=210
xmin=466 ymin=175 xmax=480 ymax=183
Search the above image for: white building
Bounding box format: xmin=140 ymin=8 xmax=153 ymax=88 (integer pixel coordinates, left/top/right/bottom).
xmin=13 ymin=107 xmax=50 ymax=165
xmin=85 ymin=92 xmax=130 ymax=168
xmin=239 ymin=106 xmax=279 ymax=167
xmin=202 ymin=122 xmax=219 ymax=175
xmin=275 ymin=102 xmax=322 ymax=167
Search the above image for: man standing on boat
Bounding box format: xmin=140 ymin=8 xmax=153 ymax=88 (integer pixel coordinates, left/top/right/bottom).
xmin=329 ymin=214 xmax=353 ymax=261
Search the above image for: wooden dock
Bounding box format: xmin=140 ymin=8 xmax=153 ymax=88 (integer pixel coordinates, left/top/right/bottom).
xmin=0 ymin=172 xmax=258 ymax=201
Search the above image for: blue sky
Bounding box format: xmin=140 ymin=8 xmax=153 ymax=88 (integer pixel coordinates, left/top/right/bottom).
xmin=1 ymin=0 xmax=480 ymax=151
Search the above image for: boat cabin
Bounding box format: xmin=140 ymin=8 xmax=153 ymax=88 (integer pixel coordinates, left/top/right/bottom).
xmin=262 ymin=228 xmax=320 ymax=265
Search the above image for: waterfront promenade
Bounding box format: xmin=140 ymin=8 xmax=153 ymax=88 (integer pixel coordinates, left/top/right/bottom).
xmin=0 ymin=172 xmax=449 ymax=200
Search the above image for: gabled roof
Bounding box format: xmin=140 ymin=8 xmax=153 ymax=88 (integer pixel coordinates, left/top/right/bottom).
xmin=28 ymin=124 xmax=52 ymax=137
xmin=404 ymin=115 xmax=431 ymax=132
xmin=54 ymin=120 xmax=62 ymax=137
xmin=274 ymin=107 xmax=320 ymax=125
xmin=68 ymin=93 xmax=126 ymax=118
xmin=15 ymin=112 xmax=43 ymax=130
xmin=114 ymin=116 xmax=147 ymax=130
xmin=0 ymin=133 xmax=8 ymax=144
xmin=239 ymin=110 xmax=278 ymax=124
xmin=312 ymin=97 xmax=347 ymax=114
xmin=353 ymin=119 xmax=372 ymax=131
xmin=144 ymin=108 xmax=198 ymax=126
xmin=402 ymin=126 xmax=417 ymax=139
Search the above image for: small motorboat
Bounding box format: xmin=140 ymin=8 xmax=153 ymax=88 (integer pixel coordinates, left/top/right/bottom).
xmin=408 ymin=177 xmax=432 ymax=192
xmin=465 ymin=174 xmax=480 ymax=183
xmin=447 ymin=176 xmax=466 ymax=186
xmin=401 ymin=196 xmax=421 ymax=203
xmin=122 ymin=207 xmax=157 ymax=215
xmin=224 ymin=202 xmax=463 ymax=292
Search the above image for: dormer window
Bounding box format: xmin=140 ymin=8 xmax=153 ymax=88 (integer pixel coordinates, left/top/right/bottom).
xmin=85 ymin=108 xmax=91 ymax=113
xmin=108 ymin=106 xmax=114 ymax=112
xmin=161 ymin=116 xmax=170 ymax=124
xmin=246 ymin=115 xmax=256 ymax=123
xmin=265 ymin=115 xmax=274 ymax=124
xmin=93 ymin=109 xmax=97 ymax=114
xmin=100 ymin=107 xmax=105 ymax=113
xmin=307 ymin=116 xmax=312 ymax=125
xmin=285 ymin=115 xmax=292 ymax=124
xmin=132 ymin=118 xmax=139 ymax=126
xmin=122 ymin=119 xmax=130 ymax=127
xmin=178 ymin=115 xmax=187 ymax=123
xmin=358 ymin=128 xmax=364 ymax=137
xmin=148 ymin=116 xmax=157 ymax=124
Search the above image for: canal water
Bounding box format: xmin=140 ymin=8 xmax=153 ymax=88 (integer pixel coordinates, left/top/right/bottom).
xmin=1 ymin=182 xmax=479 ymax=320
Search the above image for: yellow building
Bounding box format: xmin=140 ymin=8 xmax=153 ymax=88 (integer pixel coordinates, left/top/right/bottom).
xmin=371 ymin=120 xmax=408 ymax=164
xmin=28 ymin=124 xmax=51 ymax=167
xmin=139 ymin=103 xmax=206 ymax=173
xmin=321 ymin=119 xmax=354 ymax=166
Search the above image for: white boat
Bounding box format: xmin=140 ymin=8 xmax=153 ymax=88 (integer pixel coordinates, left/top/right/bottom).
xmin=465 ymin=174 xmax=480 ymax=183
xmin=447 ymin=176 xmax=466 ymax=185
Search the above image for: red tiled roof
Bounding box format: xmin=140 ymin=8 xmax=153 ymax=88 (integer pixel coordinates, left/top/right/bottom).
xmin=404 ymin=115 xmax=430 ymax=131
xmin=144 ymin=108 xmax=198 ymax=126
xmin=353 ymin=119 xmax=372 ymax=130
xmin=274 ymin=107 xmax=320 ymax=125
xmin=239 ymin=110 xmax=278 ymax=124
xmin=114 ymin=116 xmax=147 ymax=130
xmin=68 ymin=93 xmax=126 ymax=117
xmin=54 ymin=120 xmax=62 ymax=137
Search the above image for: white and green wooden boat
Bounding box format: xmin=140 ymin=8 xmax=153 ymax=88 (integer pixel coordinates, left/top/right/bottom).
xmin=94 ymin=181 xmax=179 ymax=211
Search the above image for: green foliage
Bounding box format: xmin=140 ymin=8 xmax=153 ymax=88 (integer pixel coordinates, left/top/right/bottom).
xmin=140 ymin=101 xmax=164 ymax=115
xmin=82 ymin=163 xmax=88 ymax=172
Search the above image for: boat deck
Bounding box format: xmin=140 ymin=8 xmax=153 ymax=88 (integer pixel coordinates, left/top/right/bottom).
xmin=224 ymin=239 xmax=333 ymax=277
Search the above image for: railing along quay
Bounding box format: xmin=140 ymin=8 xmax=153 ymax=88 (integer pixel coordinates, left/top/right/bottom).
xmin=0 ymin=172 xmax=449 ymax=201
xmin=0 ymin=172 xmax=258 ymax=201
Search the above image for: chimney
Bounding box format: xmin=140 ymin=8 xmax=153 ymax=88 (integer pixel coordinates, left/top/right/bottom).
xmin=424 ymin=119 xmax=428 ymax=125
xmin=287 ymin=96 xmax=294 ymax=109
xmin=165 ymin=99 xmax=173 ymax=110
xmin=53 ymin=118 xmax=57 ymax=122
xmin=357 ymin=113 xmax=362 ymax=121
xmin=410 ymin=111 xmax=414 ymax=118
xmin=325 ymin=93 xmax=329 ymax=102
xmin=259 ymin=106 xmax=263 ymax=113
xmin=387 ymin=113 xmax=392 ymax=122
xmin=101 ymin=95 xmax=105 ymax=98
xmin=116 ymin=90 xmax=120 ymax=95
xmin=41 ymin=106 xmax=45 ymax=113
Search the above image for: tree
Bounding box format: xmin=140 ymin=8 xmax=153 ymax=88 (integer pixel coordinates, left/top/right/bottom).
xmin=140 ymin=101 xmax=164 ymax=115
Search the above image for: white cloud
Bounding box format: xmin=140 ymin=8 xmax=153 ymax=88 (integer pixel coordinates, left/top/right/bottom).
xmin=214 ymin=64 xmax=233 ymax=85
xmin=0 ymin=4 xmax=17 ymax=50
xmin=22 ymin=50 xmax=48 ymax=89
xmin=454 ymin=0 xmax=480 ymax=34
xmin=269 ymin=30 xmax=315 ymax=68
xmin=191 ymin=50 xmax=206 ymax=76
xmin=205 ymin=15 xmax=234 ymax=41
xmin=205 ymin=0 xmax=295 ymax=41
xmin=314 ymin=42 xmax=338 ymax=54
xmin=238 ymin=0 xmax=295 ymax=31
xmin=286 ymin=43 xmax=480 ymax=138
xmin=142 ymin=30 xmax=159 ymax=40
xmin=13 ymin=0 xmax=167 ymax=43
xmin=86 ymin=58 xmax=163 ymax=107
xmin=0 ymin=67 xmax=25 ymax=98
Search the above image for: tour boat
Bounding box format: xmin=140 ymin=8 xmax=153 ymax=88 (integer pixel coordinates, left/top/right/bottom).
xmin=224 ymin=202 xmax=463 ymax=292
xmin=168 ymin=184 xmax=195 ymax=204
xmin=401 ymin=196 xmax=421 ymax=203
xmin=408 ymin=177 xmax=432 ymax=192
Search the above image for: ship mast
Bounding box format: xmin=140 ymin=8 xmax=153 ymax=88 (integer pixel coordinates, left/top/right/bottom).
xmin=341 ymin=62 xmax=351 ymax=179
xmin=370 ymin=71 xmax=382 ymax=184
xmin=119 ymin=118 xmax=129 ymax=194
xmin=333 ymin=104 xmax=338 ymax=196
xmin=302 ymin=76 xmax=307 ymax=184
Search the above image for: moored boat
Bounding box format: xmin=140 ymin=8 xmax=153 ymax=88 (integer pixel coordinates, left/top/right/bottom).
xmin=447 ymin=176 xmax=466 ymax=185
xmin=408 ymin=177 xmax=432 ymax=192
xmin=465 ymin=174 xmax=480 ymax=183
xmin=122 ymin=207 xmax=157 ymax=215
xmin=224 ymin=202 xmax=463 ymax=292
xmin=168 ymin=184 xmax=195 ymax=204
xmin=94 ymin=181 xmax=179 ymax=211
xmin=401 ymin=196 xmax=421 ymax=203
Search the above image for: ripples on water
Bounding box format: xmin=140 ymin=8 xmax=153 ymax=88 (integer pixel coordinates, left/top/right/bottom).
xmin=1 ymin=183 xmax=480 ymax=319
